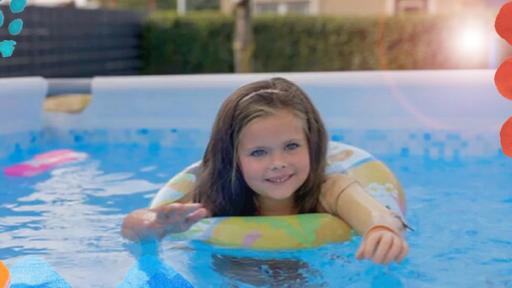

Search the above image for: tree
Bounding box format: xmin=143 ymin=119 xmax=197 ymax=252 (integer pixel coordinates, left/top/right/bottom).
xmin=188 ymin=0 xmax=219 ymax=10
xmin=233 ymin=0 xmax=253 ymax=73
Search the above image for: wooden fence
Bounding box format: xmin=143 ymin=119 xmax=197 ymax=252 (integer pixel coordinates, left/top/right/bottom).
xmin=0 ymin=6 xmax=142 ymax=77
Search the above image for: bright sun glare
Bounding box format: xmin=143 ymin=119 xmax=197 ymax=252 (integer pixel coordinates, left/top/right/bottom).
xmin=456 ymin=25 xmax=486 ymax=56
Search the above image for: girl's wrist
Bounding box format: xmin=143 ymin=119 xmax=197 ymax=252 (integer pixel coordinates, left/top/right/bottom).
xmin=363 ymin=224 xmax=402 ymax=240
xmin=367 ymin=211 xmax=412 ymax=237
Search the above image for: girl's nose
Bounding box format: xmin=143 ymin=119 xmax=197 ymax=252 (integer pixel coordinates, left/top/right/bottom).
xmin=270 ymin=162 xmax=287 ymax=171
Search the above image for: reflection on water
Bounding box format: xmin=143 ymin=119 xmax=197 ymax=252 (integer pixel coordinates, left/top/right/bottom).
xmin=1 ymin=160 xmax=162 ymax=287
xmin=212 ymin=254 xmax=323 ymax=288
xmin=1 ymin=130 xmax=512 ymax=287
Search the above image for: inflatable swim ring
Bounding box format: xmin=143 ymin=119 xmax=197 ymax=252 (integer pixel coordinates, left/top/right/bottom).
xmin=151 ymin=141 xmax=406 ymax=250
xmin=3 ymin=149 xmax=88 ymax=177
xmin=0 ymin=261 xmax=9 ymax=288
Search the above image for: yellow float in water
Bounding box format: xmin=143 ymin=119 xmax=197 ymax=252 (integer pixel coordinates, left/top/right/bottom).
xmin=151 ymin=141 xmax=406 ymax=250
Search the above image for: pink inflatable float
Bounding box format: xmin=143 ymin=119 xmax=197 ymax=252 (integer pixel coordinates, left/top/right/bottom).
xmin=4 ymin=149 xmax=88 ymax=177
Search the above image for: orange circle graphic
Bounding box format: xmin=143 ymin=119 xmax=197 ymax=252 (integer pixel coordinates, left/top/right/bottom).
xmin=500 ymin=117 xmax=512 ymax=157
xmin=496 ymin=1 xmax=512 ymax=45
xmin=0 ymin=261 xmax=10 ymax=288
xmin=495 ymin=57 xmax=512 ymax=101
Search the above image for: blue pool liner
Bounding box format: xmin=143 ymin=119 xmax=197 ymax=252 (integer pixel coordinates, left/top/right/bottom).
xmin=118 ymin=254 xmax=193 ymax=288
xmin=7 ymin=254 xmax=193 ymax=288
xmin=8 ymin=256 xmax=71 ymax=288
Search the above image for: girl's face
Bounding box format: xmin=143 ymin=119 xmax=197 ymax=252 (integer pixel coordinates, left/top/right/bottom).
xmin=237 ymin=109 xmax=310 ymax=212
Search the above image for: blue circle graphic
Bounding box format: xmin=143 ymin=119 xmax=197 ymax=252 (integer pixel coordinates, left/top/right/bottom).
xmin=8 ymin=18 xmax=23 ymax=35
xmin=0 ymin=0 xmax=26 ymax=58
xmin=10 ymin=0 xmax=27 ymax=14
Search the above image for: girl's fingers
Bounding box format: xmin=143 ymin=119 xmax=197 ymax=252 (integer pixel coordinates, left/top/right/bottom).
xmin=356 ymin=243 xmax=365 ymax=259
xmin=158 ymin=203 xmax=203 ymax=221
xmin=158 ymin=203 xmax=183 ymax=216
xmin=396 ymin=240 xmax=409 ymax=263
xmin=155 ymin=204 xmax=175 ymax=221
xmin=182 ymin=203 xmax=204 ymax=215
xmin=372 ymin=233 xmax=394 ymax=263
xmin=358 ymin=232 xmax=380 ymax=260
xmin=356 ymin=230 xmax=409 ymax=265
xmin=184 ymin=208 xmax=209 ymax=225
xmin=383 ymin=236 xmax=403 ymax=264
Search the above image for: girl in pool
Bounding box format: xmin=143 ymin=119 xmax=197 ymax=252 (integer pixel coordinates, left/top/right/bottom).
xmin=122 ymin=77 xmax=409 ymax=264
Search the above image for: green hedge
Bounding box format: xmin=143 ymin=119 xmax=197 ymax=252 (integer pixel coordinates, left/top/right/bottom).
xmin=142 ymin=12 xmax=234 ymax=73
xmin=141 ymin=11 xmax=492 ymax=74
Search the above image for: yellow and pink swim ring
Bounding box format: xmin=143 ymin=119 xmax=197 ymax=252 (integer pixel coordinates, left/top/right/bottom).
xmin=151 ymin=141 xmax=406 ymax=250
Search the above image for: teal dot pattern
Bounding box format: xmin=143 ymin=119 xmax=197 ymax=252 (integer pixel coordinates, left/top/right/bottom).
xmin=10 ymin=0 xmax=27 ymax=13
xmin=0 ymin=0 xmax=27 ymax=58
xmin=8 ymin=18 xmax=23 ymax=35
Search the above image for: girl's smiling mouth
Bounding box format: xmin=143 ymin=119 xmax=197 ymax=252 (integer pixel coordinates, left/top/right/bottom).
xmin=266 ymin=174 xmax=293 ymax=184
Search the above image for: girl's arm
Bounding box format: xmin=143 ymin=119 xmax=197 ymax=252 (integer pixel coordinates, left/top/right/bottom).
xmin=337 ymin=183 xmax=408 ymax=264
xmin=321 ymin=174 xmax=408 ymax=264
xmin=121 ymin=203 xmax=209 ymax=242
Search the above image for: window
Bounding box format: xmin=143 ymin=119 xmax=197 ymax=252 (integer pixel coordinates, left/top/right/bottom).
xmin=254 ymin=3 xmax=279 ymax=14
xmin=395 ymin=0 xmax=428 ymax=14
xmin=254 ymin=1 xmax=311 ymax=16
xmin=287 ymin=1 xmax=310 ymax=15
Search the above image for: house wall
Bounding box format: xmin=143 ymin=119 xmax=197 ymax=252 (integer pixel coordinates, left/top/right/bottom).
xmin=317 ymin=0 xmax=393 ymax=16
xmin=221 ymin=0 xmax=498 ymax=16
xmin=431 ymin=0 xmax=491 ymax=14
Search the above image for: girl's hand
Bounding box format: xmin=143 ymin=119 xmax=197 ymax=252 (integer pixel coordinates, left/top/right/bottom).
xmin=355 ymin=226 xmax=408 ymax=265
xmin=122 ymin=203 xmax=210 ymax=241
xmin=151 ymin=203 xmax=210 ymax=235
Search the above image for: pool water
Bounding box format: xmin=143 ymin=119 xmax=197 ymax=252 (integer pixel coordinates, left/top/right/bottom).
xmin=0 ymin=128 xmax=511 ymax=287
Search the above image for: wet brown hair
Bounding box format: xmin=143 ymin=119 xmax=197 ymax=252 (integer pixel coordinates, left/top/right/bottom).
xmin=194 ymin=77 xmax=328 ymax=216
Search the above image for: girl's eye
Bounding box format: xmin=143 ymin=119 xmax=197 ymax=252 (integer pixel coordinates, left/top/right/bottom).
xmin=250 ymin=149 xmax=267 ymax=157
xmin=286 ymin=143 xmax=300 ymax=150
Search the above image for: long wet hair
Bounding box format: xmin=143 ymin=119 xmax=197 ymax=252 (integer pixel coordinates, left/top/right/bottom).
xmin=194 ymin=77 xmax=328 ymax=216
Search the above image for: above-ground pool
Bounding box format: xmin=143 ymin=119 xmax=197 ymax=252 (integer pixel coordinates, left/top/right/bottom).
xmin=0 ymin=71 xmax=511 ymax=287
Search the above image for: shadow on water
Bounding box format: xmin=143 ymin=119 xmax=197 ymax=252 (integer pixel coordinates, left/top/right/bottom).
xmin=211 ymin=253 xmax=325 ymax=288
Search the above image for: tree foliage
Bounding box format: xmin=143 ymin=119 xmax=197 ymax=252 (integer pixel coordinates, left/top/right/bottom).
xmin=96 ymin=0 xmax=219 ymax=11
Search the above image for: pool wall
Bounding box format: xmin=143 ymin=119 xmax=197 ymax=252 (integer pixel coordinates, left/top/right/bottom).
xmin=44 ymin=70 xmax=509 ymax=131
xmin=0 ymin=77 xmax=47 ymax=134
xmin=2 ymin=70 xmax=511 ymax=158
